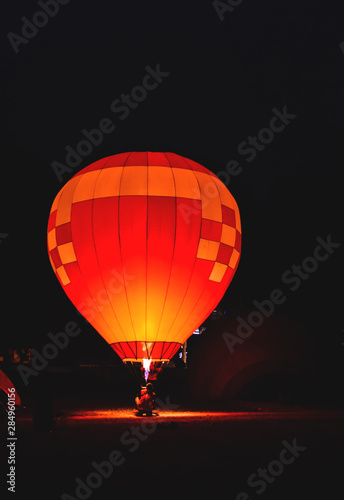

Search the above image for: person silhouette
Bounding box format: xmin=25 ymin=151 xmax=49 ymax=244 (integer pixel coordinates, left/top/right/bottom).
xmin=135 ymin=383 xmax=156 ymax=416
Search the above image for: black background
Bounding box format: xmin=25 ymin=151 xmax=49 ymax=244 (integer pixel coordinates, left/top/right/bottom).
xmin=1 ymin=0 xmax=343 ymax=358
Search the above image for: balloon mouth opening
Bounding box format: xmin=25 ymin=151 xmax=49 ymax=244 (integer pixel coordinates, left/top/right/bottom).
xmin=110 ymin=341 xmax=181 ymax=361
xmin=110 ymin=342 xmax=181 ymax=383
xmin=122 ymin=357 xmax=172 ymax=362
xmin=124 ymin=359 xmax=168 ymax=385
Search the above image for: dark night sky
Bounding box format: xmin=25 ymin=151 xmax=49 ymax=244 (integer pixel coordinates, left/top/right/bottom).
xmin=1 ymin=0 xmax=343 ymax=353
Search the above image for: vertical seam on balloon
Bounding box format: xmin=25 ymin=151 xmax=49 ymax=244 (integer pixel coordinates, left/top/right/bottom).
xmin=88 ymin=169 xmax=126 ymax=342
xmin=126 ymin=341 xmax=136 ymax=358
xmin=160 ymin=341 xmax=165 ymax=359
xmin=150 ymin=341 xmax=155 ymax=359
xmin=171 ymin=172 xmax=224 ymax=344
xmin=145 ymin=151 xmax=149 ymax=342
xmin=145 ymin=151 xmax=149 ymax=345
xmin=91 ymin=168 xmax=128 ymax=344
xmin=63 ymin=174 xmax=112 ymax=340
xmin=161 ymin=342 xmax=169 ymax=358
xmin=164 ymin=158 xmax=212 ymax=345
xmin=118 ymin=152 xmax=137 ymax=342
xmin=152 ymin=152 xmax=178 ymax=345
xmin=162 ymin=342 xmax=175 ymax=359
xmin=160 ymin=154 xmax=203 ymax=346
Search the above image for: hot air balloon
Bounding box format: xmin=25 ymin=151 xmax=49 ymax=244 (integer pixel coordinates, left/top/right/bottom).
xmin=47 ymin=152 xmax=241 ymax=384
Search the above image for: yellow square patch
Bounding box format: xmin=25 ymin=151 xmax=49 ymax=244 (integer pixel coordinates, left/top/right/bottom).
xmin=197 ymin=238 xmax=220 ymax=261
xmin=58 ymin=242 xmax=77 ymax=264
xmin=94 ymin=167 xmax=123 ymax=198
xmin=56 ymin=265 xmax=71 ymax=286
xmin=120 ymin=166 xmax=148 ymax=196
xmin=221 ymin=225 xmax=236 ymax=246
xmin=148 ymin=166 xmax=175 ymax=197
xmin=209 ymin=262 xmax=227 ymax=282
xmin=73 ymin=171 xmax=101 ymax=203
xmin=47 ymin=228 xmax=57 ymax=251
xmin=228 ymin=248 xmax=240 ymax=269
xmin=172 ymin=168 xmax=201 ymax=199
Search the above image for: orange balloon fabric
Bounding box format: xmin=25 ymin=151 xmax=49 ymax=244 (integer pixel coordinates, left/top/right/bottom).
xmin=47 ymin=152 xmax=241 ymax=362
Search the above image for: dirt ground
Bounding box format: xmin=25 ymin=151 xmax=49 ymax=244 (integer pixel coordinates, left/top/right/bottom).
xmin=2 ymin=395 xmax=344 ymax=500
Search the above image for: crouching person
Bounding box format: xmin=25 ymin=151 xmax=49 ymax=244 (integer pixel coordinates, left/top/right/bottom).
xmin=135 ymin=383 xmax=156 ymax=416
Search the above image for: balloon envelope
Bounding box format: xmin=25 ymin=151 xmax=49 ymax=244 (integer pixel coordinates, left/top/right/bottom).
xmin=47 ymin=152 xmax=241 ymax=363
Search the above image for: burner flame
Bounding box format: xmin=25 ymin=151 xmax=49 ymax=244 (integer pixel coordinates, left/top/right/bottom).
xmin=142 ymin=358 xmax=152 ymax=382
